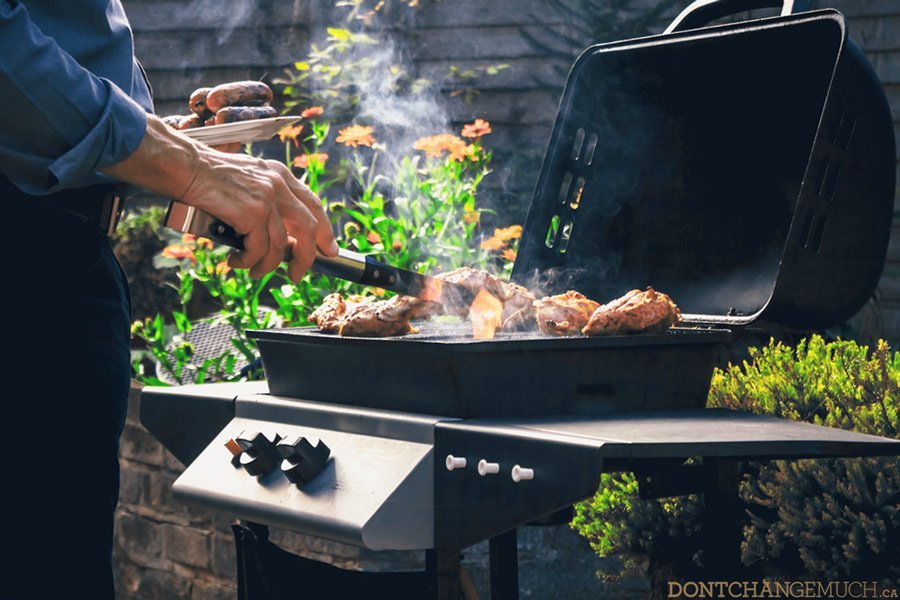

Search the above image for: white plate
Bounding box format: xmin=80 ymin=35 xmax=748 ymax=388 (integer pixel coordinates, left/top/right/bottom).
xmin=181 ymin=116 xmax=301 ymax=146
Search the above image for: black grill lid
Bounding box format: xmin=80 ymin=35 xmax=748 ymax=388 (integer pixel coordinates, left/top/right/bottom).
xmin=513 ymin=9 xmax=895 ymax=329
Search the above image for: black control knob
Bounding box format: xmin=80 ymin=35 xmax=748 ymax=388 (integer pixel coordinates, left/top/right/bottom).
xmin=277 ymin=434 xmax=331 ymax=487
xmin=236 ymin=430 xmax=282 ymax=478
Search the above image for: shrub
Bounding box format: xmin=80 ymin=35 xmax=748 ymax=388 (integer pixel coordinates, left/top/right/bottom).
xmin=572 ymin=336 xmax=900 ymax=585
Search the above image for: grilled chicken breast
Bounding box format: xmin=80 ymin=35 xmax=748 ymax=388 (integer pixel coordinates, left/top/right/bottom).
xmin=310 ymin=293 xmax=440 ymax=337
xmin=533 ymin=290 xmax=600 ymax=336
xmin=582 ymin=287 xmax=681 ymax=336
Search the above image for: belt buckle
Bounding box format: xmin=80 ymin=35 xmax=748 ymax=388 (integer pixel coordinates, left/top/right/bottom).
xmin=100 ymin=193 xmax=122 ymax=237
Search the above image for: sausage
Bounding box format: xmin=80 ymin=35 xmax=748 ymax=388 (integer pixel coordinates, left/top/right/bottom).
xmin=205 ymin=81 xmax=273 ymax=113
xmin=189 ymin=87 xmax=212 ymax=117
xmin=214 ymin=105 xmax=277 ymax=124
xmin=176 ymin=114 xmax=203 ymax=130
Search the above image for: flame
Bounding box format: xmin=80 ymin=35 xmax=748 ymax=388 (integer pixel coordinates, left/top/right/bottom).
xmin=421 ymin=277 xmax=443 ymax=303
xmin=469 ymin=288 xmax=503 ymax=340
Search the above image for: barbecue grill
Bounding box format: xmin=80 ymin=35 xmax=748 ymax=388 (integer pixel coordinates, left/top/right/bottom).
xmin=142 ymin=1 xmax=899 ymax=597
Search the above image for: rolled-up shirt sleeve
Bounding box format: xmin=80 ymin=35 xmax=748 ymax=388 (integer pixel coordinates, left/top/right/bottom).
xmin=0 ymin=1 xmax=148 ymax=195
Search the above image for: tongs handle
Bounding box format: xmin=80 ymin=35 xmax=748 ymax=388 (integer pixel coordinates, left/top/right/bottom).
xmin=163 ymin=201 xmax=426 ymax=294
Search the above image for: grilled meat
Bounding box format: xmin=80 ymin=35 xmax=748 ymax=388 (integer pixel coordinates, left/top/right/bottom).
xmin=310 ymin=293 xmax=439 ymax=337
xmin=189 ymin=87 xmax=212 ymax=118
xmin=214 ymin=105 xmax=278 ymax=124
xmin=582 ymin=287 xmax=681 ymax=336
xmin=434 ymin=267 xmax=536 ymax=330
xmin=533 ymin=290 xmax=600 ymax=336
xmin=205 ymin=81 xmax=274 ymax=113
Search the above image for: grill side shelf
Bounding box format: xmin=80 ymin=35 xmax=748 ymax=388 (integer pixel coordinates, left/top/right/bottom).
xmin=140 ymin=381 xmax=266 ymax=465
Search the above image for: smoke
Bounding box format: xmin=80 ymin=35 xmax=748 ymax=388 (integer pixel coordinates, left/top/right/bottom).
xmin=304 ymin=24 xmax=451 ymax=167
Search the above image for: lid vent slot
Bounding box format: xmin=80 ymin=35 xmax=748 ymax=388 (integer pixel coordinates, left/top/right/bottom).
xmin=584 ymin=133 xmax=599 ymax=165
xmin=557 ymin=219 xmax=574 ymax=254
xmin=798 ymin=208 xmax=815 ymax=248
xmin=570 ymin=128 xmax=585 ymax=160
xmin=569 ymin=177 xmax=586 ymax=210
xmin=557 ymin=172 xmax=573 ymax=205
xmin=819 ymin=164 xmax=841 ymax=202
xmin=809 ymin=215 xmax=827 ymax=254
xmin=545 ymin=215 xmax=561 ymax=248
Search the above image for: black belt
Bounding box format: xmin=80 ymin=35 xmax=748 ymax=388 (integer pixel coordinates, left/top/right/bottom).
xmin=4 ymin=177 xmax=124 ymax=237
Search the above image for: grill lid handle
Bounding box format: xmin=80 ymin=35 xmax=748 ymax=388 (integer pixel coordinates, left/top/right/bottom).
xmin=664 ymin=0 xmax=810 ymax=34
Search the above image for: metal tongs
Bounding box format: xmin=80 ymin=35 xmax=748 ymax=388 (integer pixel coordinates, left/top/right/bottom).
xmin=164 ymin=201 xmax=446 ymax=299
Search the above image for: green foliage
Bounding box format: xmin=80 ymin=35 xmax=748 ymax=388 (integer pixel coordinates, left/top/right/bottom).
xmin=572 ymin=336 xmax=900 ymax=584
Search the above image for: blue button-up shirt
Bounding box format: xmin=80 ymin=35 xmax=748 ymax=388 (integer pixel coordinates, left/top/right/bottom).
xmin=0 ymin=0 xmax=153 ymax=195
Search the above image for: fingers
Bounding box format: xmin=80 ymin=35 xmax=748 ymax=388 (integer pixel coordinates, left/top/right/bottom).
xmin=249 ymin=210 xmax=289 ymax=278
xmin=273 ymin=161 xmax=339 ymax=257
xmin=286 ymin=234 xmax=316 ymax=283
xmin=227 ymin=217 xmax=269 ymax=273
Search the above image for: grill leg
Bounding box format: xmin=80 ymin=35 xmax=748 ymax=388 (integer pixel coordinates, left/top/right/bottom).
xmin=702 ymin=459 xmax=742 ymax=578
xmin=489 ymin=528 xmax=519 ymax=600
xmin=426 ymin=549 xmax=462 ymax=600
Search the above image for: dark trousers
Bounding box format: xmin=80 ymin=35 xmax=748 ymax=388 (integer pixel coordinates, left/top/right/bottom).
xmin=2 ymin=182 xmax=131 ymax=599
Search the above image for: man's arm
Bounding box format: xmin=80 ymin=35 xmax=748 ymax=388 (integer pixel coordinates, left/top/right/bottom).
xmin=103 ymin=116 xmax=339 ymax=281
xmin=1 ymin=1 xmax=336 ymax=279
xmin=0 ymin=1 xmax=147 ymax=194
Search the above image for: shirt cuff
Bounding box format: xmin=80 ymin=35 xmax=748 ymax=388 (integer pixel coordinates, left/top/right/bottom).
xmin=47 ymin=78 xmax=147 ymax=191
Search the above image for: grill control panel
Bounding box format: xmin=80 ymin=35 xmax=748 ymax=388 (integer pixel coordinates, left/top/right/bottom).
xmin=172 ymin=394 xmax=438 ymax=551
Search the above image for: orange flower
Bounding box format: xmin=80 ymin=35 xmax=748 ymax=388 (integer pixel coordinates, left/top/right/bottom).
xmin=278 ymin=123 xmax=304 ymax=146
xmin=493 ymin=225 xmax=522 ymax=241
xmin=501 ymin=248 xmax=517 ymax=262
xmin=336 ymin=125 xmax=375 ymax=148
xmin=366 ymin=231 xmax=382 ymax=244
xmin=301 ymin=106 xmax=324 ymax=119
xmin=413 ymin=133 xmax=468 ymax=161
xmin=162 ymin=243 xmax=196 ymax=263
xmin=196 ymin=236 xmax=214 ymax=250
xmin=461 ymin=118 xmax=491 ymax=139
xmin=480 ymin=236 xmax=506 ymax=251
xmin=215 ymin=261 xmax=232 ymax=276
xmin=463 ymin=143 xmax=481 ymax=162
xmin=462 ymin=210 xmax=480 ymax=225
xmin=293 ymin=153 xmax=329 ymax=169
xmin=392 ymin=240 xmax=403 ymax=251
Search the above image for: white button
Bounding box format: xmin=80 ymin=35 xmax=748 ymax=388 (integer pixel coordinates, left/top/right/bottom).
xmin=478 ymin=460 xmax=500 ymax=476
xmin=511 ymin=465 xmax=534 ymax=482
xmin=445 ymin=455 xmax=467 ymax=471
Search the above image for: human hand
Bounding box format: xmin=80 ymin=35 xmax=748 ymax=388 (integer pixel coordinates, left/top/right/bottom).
xmin=102 ymin=115 xmax=337 ymax=282
xmin=180 ymin=149 xmax=338 ymax=281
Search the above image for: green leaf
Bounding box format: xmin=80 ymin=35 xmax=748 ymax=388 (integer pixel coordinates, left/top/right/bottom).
xmin=327 ymin=28 xmax=352 ymax=42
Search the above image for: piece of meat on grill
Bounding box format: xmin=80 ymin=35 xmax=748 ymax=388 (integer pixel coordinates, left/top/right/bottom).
xmin=309 ymin=293 xmax=350 ymax=334
xmin=434 ymin=267 xmax=536 ymax=330
xmin=582 ymin=287 xmax=681 ymax=336
xmin=533 ymin=290 xmax=600 ymax=336
xmin=310 ymin=293 xmax=440 ymax=337
xmin=338 ymin=295 xmax=423 ymax=337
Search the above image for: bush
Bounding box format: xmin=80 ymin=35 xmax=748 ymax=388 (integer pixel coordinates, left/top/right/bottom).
xmin=572 ymin=336 xmax=900 ymax=585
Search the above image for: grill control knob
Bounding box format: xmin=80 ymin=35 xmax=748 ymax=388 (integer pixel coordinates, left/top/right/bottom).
xmin=445 ymin=455 xmax=467 ymax=471
xmin=236 ymin=430 xmax=282 ymax=478
xmin=478 ymin=460 xmax=500 ymax=476
xmin=277 ymin=434 xmax=331 ymax=487
xmin=511 ymin=465 xmax=534 ymax=482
